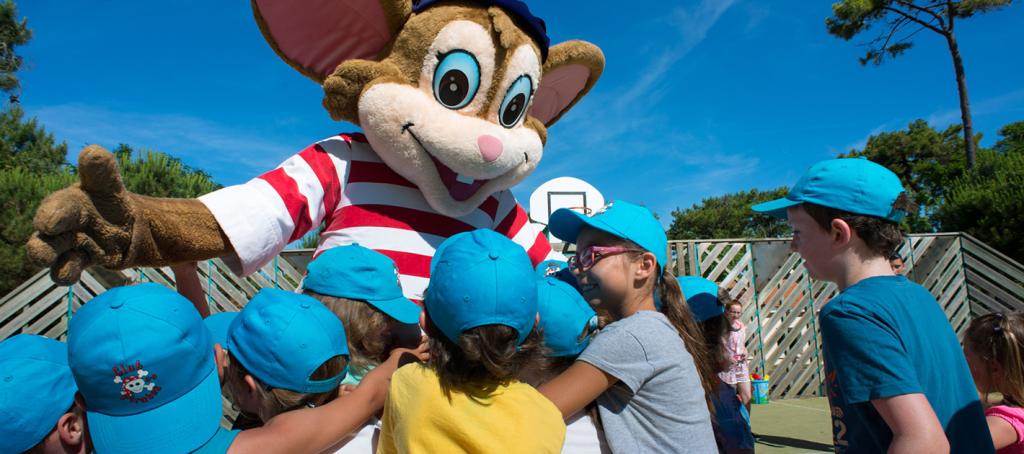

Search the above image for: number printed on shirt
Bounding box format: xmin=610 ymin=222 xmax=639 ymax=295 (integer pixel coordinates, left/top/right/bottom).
xmin=831 ymin=405 xmax=849 ymax=448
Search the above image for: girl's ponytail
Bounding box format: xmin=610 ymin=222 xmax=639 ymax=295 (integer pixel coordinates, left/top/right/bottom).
xmin=965 ymin=312 xmax=1024 ymax=407
xmin=657 ymin=267 xmax=717 ymax=412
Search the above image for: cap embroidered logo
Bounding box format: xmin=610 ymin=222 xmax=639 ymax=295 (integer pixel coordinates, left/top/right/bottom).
xmin=112 ymin=360 xmax=161 ymax=403
xmin=594 ymin=201 xmax=614 ymax=216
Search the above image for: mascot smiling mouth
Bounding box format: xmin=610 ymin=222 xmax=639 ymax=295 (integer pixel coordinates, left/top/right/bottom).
xmin=403 ymin=122 xmax=490 ymax=202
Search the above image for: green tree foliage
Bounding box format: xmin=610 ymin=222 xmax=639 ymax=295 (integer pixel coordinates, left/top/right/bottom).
xmin=0 ymin=105 xmax=68 ymax=173
xmin=300 ymin=226 xmax=322 ymax=249
xmin=840 ymin=119 xmax=971 ymax=232
xmin=936 ymin=150 xmax=1024 ymax=261
xmin=110 ymin=144 xmax=221 ymax=198
xmin=0 ymin=96 xmax=73 ymax=294
xmin=0 ymin=167 xmax=74 ymax=294
xmin=994 ymin=121 xmax=1024 ymax=155
xmin=668 ymin=188 xmax=791 ymax=240
xmin=0 ymin=0 xmax=30 ymax=95
xmin=826 ymin=0 xmax=1013 ymax=169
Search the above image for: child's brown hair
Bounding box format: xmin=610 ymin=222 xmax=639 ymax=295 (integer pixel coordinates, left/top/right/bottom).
xmin=800 ymin=195 xmax=917 ymax=258
xmin=303 ymin=290 xmax=392 ymax=375
xmin=223 ymin=351 xmax=347 ymax=422
xmin=964 ymin=312 xmax=1024 ymax=407
xmin=424 ymin=314 xmax=547 ymax=400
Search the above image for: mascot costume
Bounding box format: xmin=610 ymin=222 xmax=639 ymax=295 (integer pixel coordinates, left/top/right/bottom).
xmin=27 ymin=0 xmax=603 ymax=303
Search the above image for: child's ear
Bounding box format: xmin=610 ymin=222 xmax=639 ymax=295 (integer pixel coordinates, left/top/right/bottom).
xmin=243 ymin=374 xmax=260 ymax=399
xmin=213 ymin=343 xmax=227 ymax=382
xmin=56 ymin=408 xmax=85 ymax=447
xmin=529 ymin=40 xmax=605 ymax=126
xmin=252 ymin=0 xmax=411 ymax=84
xmin=635 ymin=252 xmax=658 ymax=280
xmin=830 ymin=218 xmax=853 ymax=248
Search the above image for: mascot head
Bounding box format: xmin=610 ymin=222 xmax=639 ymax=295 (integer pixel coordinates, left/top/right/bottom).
xmin=253 ymin=0 xmax=604 ymax=217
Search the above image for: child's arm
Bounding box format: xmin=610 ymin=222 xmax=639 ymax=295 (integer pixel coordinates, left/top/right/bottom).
xmin=986 ymin=415 xmax=1019 ymax=450
xmin=227 ymin=340 xmax=429 ymax=454
xmin=871 ymin=393 xmax=949 ymax=454
xmin=539 ymin=361 xmax=618 ymax=419
xmin=170 ymin=262 xmax=210 ymax=318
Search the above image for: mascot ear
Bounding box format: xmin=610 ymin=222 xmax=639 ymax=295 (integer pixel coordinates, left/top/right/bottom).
xmin=252 ymin=0 xmax=412 ymax=84
xmin=530 ymin=40 xmax=605 ymax=127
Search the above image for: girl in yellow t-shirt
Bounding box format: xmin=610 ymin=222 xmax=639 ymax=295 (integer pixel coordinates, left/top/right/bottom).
xmin=377 ymin=229 xmax=566 ymax=454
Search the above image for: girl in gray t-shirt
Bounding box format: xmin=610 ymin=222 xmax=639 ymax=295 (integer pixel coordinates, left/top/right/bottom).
xmin=539 ymin=200 xmax=718 ymax=454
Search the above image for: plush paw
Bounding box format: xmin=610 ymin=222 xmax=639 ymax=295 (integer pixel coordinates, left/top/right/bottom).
xmin=27 ymin=145 xmax=145 ymax=285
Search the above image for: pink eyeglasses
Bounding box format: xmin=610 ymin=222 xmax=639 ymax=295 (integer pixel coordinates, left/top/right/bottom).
xmin=568 ymin=246 xmax=643 ymax=272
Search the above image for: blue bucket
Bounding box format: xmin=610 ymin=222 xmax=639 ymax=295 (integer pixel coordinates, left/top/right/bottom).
xmin=752 ymin=379 xmax=770 ymax=404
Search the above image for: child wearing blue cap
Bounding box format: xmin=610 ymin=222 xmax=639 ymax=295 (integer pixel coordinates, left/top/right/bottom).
xmin=299 ymin=244 xmax=423 ymax=453
xmin=208 ymin=288 xmax=349 ymax=423
xmin=68 ymin=283 xmax=427 ymax=454
xmin=538 ymin=200 xmax=718 ymax=454
xmin=377 ymin=229 xmax=566 ymax=454
xmin=301 ymin=244 xmax=422 ymax=385
xmin=679 ymin=276 xmax=755 ymax=454
xmin=752 ymin=158 xmax=992 ymax=453
xmin=1 ymin=334 xmax=89 ymax=454
xmin=532 ymin=276 xmax=609 ymax=454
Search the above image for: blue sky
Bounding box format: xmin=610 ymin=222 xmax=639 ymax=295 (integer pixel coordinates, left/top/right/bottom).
xmin=16 ymin=1 xmax=1024 ymax=225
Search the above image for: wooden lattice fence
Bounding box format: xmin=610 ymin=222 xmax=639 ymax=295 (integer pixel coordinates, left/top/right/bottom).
xmin=2 ymin=233 xmax=1022 ymax=401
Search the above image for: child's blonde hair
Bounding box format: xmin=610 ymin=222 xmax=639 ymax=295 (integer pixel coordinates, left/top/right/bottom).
xmin=304 ymin=290 xmax=392 ymax=375
xmin=964 ymin=312 xmax=1024 ymax=407
xmin=223 ymin=351 xmax=347 ymax=422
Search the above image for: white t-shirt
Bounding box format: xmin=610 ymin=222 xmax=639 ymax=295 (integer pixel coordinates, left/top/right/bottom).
xmin=563 ymin=412 xmax=611 ymax=453
xmin=329 ymin=418 xmax=379 ymax=453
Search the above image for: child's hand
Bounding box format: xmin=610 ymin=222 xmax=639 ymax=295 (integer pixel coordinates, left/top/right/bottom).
xmin=357 ymin=336 xmax=429 ymax=403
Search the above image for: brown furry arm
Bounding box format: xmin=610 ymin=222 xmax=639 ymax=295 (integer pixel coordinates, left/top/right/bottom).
xmin=26 ymin=145 xmax=233 ymax=284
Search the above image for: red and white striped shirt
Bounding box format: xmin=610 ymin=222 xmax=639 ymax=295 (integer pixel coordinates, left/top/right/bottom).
xmin=199 ymin=133 xmax=554 ymax=301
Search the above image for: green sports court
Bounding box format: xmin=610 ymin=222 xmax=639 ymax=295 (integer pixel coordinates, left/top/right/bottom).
xmin=751 ymin=397 xmax=835 ymax=453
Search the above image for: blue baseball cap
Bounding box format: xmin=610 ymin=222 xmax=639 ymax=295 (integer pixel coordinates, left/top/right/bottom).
xmin=752 ymin=158 xmax=909 ymax=222
xmin=535 ymin=259 xmax=569 ymax=278
xmin=426 ymin=229 xmax=538 ymax=345
xmin=412 ymin=0 xmax=550 ymax=62
xmin=537 ymin=277 xmax=597 ymax=357
xmin=549 ymin=200 xmax=667 ymax=268
xmin=0 ymin=334 xmax=78 ymax=453
xmin=303 ymin=244 xmax=421 ymax=324
xmin=67 ymin=283 xmax=222 ymax=454
xmin=203 ymin=312 xmax=236 ymax=347
xmin=226 ymin=288 xmax=349 ymax=394
xmin=535 ymin=259 xmax=581 ymax=292
xmin=677 ymin=276 xmax=723 ymax=322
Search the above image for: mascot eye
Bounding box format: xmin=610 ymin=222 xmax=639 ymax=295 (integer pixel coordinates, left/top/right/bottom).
xmin=498 ymin=75 xmax=532 ymax=128
xmin=432 ymin=50 xmax=480 ymax=109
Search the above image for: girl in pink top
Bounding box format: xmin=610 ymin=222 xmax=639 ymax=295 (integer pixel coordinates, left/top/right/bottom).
xmin=720 ymin=299 xmax=751 ymax=409
xmin=964 ymin=312 xmax=1024 ymax=454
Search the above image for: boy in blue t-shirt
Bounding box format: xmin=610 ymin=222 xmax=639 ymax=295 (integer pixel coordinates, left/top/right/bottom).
xmin=753 ymin=158 xmax=992 ymax=454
